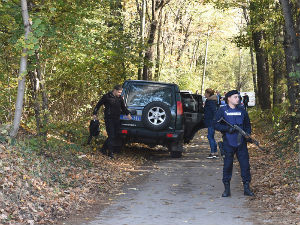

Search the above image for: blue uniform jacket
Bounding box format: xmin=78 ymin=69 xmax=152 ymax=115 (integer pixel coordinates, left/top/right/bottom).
xmin=213 ymin=105 xmax=251 ymax=147
xmin=204 ymin=96 xmax=217 ymax=127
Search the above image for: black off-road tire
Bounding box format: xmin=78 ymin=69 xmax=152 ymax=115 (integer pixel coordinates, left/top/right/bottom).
xmin=142 ymin=101 xmax=172 ymax=131
xmin=170 ymin=151 xmax=182 ymax=158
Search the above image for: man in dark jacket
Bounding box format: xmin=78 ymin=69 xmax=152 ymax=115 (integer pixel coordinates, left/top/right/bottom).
xmin=242 ymin=93 xmax=250 ymax=110
xmin=214 ymin=90 xmax=254 ymax=197
xmin=93 ymin=85 xmax=132 ymax=158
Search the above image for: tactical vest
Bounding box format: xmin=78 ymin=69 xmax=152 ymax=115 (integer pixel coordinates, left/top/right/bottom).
xmin=223 ymin=105 xmax=244 ymax=147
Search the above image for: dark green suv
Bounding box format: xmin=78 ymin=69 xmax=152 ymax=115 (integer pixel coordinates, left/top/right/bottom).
xmin=120 ymin=80 xmax=204 ymax=158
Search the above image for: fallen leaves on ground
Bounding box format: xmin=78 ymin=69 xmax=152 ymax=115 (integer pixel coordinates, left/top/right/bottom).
xmin=0 ymin=141 xmax=147 ymax=225
xmin=247 ymin=125 xmax=300 ymax=225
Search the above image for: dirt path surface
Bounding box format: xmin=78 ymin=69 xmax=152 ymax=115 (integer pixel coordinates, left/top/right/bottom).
xmin=61 ymin=132 xmax=258 ymax=225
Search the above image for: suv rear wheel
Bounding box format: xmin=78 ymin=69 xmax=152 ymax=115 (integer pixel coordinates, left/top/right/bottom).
xmin=170 ymin=151 xmax=182 ymax=158
xmin=142 ymin=101 xmax=171 ymax=131
xmin=168 ymin=142 xmax=183 ymax=158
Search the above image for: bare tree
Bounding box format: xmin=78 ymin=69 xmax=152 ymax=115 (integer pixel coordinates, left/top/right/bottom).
xmin=279 ymin=0 xmax=300 ymax=126
xmin=154 ymin=7 xmax=163 ymax=80
xmin=10 ymin=0 xmax=31 ymax=138
xmin=142 ymin=0 xmax=171 ymax=80
xmin=136 ymin=0 xmax=146 ymax=80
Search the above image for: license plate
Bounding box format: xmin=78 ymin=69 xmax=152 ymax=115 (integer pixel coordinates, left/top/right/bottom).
xmin=120 ymin=115 xmax=141 ymax=121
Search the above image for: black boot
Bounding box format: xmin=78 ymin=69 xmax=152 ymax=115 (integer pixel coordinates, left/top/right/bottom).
xmin=222 ymin=182 xmax=231 ymax=197
xmin=108 ymin=150 xmax=114 ymax=159
xmin=243 ymin=182 xmax=254 ymax=196
xmin=100 ymin=147 xmax=107 ymax=155
xmin=108 ymin=152 xmax=114 ymax=159
xmin=87 ymin=136 xmax=93 ymax=145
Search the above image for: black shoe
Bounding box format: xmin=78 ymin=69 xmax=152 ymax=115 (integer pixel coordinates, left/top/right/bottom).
xmin=100 ymin=148 xmax=107 ymax=155
xmin=108 ymin=152 xmax=114 ymax=159
xmin=243 ymin=182 xmax=254 ymax=196
xmin=87 ymin=136 xmax=93 ymax=145
xmin=222 ymin=182 xmax=231 ymax=197
xmin=207 ymin=154 xmax=214 ymax=159
xmin=213 ymin=154 xmax=219 ymax=159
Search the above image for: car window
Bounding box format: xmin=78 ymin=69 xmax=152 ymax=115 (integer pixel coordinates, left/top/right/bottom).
xmin=126 ymin=83 xmax=174 ymax=107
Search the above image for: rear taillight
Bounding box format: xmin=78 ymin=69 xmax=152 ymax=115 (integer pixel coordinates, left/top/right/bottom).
xmin=166 ymin=133 xmax=173 ymax=138
xmin=177 ymin=101 xmax=183 ymax=115
xmin=121 ymin=130 xmax=128 ymax=134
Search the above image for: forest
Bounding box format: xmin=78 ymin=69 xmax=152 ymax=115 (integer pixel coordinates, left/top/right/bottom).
xmin=0 ymin=0 xmax=299 ymax=224
xmin=0 ymin=0 xmax=299 ymax=135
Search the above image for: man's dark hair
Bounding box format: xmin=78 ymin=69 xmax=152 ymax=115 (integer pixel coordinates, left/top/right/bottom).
xmin=113 ymin=84 xmax=123 ymax=91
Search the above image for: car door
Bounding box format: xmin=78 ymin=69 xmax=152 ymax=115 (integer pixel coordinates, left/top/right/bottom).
xmin=180 ymin=92 xmax=205 ymax=143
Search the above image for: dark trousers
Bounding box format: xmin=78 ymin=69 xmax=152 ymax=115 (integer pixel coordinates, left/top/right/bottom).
xmin=222 ymin=140 xmax=251 ymax=183
xmin=102 ymin=118 xmax=121 ymax=154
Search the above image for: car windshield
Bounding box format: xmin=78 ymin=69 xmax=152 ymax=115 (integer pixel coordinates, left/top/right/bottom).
xmin=126 ymin=83 xmax=173 ymax=107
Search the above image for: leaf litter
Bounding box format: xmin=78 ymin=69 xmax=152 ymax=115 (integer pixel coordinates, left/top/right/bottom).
xmin=0 ymin=141 xmax=147 ymax=225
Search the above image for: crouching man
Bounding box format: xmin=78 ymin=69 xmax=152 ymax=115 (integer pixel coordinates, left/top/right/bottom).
xmin=93 ymin=85 xmax=132 ymax=159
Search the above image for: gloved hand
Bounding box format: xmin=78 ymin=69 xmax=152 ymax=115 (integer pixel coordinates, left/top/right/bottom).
xmin=227 ymin=127 xmax=236 ymax=134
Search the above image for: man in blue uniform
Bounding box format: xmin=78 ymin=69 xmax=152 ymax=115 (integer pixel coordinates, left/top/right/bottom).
xmin=214 ymin=90 xmax=254 ymax=197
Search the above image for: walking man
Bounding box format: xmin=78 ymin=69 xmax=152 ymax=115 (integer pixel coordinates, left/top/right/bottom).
xmin=93 ymin=85 xmax=132 ymax=159
xmin=214 ymin=90 xmax=254 ymax=197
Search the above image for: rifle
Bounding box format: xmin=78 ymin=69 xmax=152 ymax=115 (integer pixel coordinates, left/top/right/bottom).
xmin=217 ymin=117 xmax=266 ymax=151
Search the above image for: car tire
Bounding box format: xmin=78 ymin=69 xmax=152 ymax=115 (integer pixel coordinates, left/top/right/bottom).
xmin=170 ymin=151 xmax=182 ymax=158
xmin=142 ymin=101 xmax=172 ymax=131
xmin=168 ymin=141 xmax=183 ymax=158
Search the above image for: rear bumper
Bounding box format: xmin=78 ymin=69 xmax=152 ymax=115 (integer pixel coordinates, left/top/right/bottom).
xmin=120 ymin=127 xmax=184 ymax=146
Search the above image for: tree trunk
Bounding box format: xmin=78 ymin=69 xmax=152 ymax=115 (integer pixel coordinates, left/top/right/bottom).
xmin=279 ymin=0 xmax=300 ymax=71
xmin=190 ymin=39 xmax=200 ymax=70
xmin=142 ymin=0 xmax=170 ymax=80
xmin=250 ymin=47 xmax=258 ymax=103
xmin=35 ymin=51 xmax=48 ymax=138
xmin=272 ymin=55 xmax=284 ymax=106
xmin=201 ymin=30 xmax=209 ymax=95
xmin=142 ymin=0 xmax=157 ymax=80
xmin=280 ymin=0 xmax=300 ymax=126
xmin=236 ymin=48 xmax=242 ymax=91
xmin=154 ymin=7 xmax=163 ymax=80
xmin=177 ymin=17 xmax=193 ymax=62
xmin=136 ymin=0 xmax=146 ymax=80
xmin=10 ymin=0 xmax=31 ymax=138
xmin=272 ymin=26 xmax=284 ymax=106
xmin=283 ymin=28 xmax=298 ymax=108
xmin=252 ymin=31 xmax=271 ymax=110
xmin=29 ymin=69 xmax=41 ymax=135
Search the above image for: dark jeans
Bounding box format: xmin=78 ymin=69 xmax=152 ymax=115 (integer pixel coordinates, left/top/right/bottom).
xmin=222 ymin=140 xmax=251 ymax=183
xmin=207 ymin=126 xmax=217 ymax=153
xmin=102 ymin=118 xmax=121 ymax=154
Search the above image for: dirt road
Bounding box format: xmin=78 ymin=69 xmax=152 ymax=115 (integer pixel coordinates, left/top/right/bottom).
xmin=61 ymin=132 xmax=258 ymax=225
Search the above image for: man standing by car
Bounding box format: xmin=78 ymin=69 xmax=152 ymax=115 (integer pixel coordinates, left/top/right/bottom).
xmin=214 ymin=90 xmax=254 ymax=197
xmin=242 ymin=93 xmax=250 ymax=110
xmin=204 ymin=88 xmax=218 ymax=159
xmin=93 ymin=85 xmax=132 ymax=159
